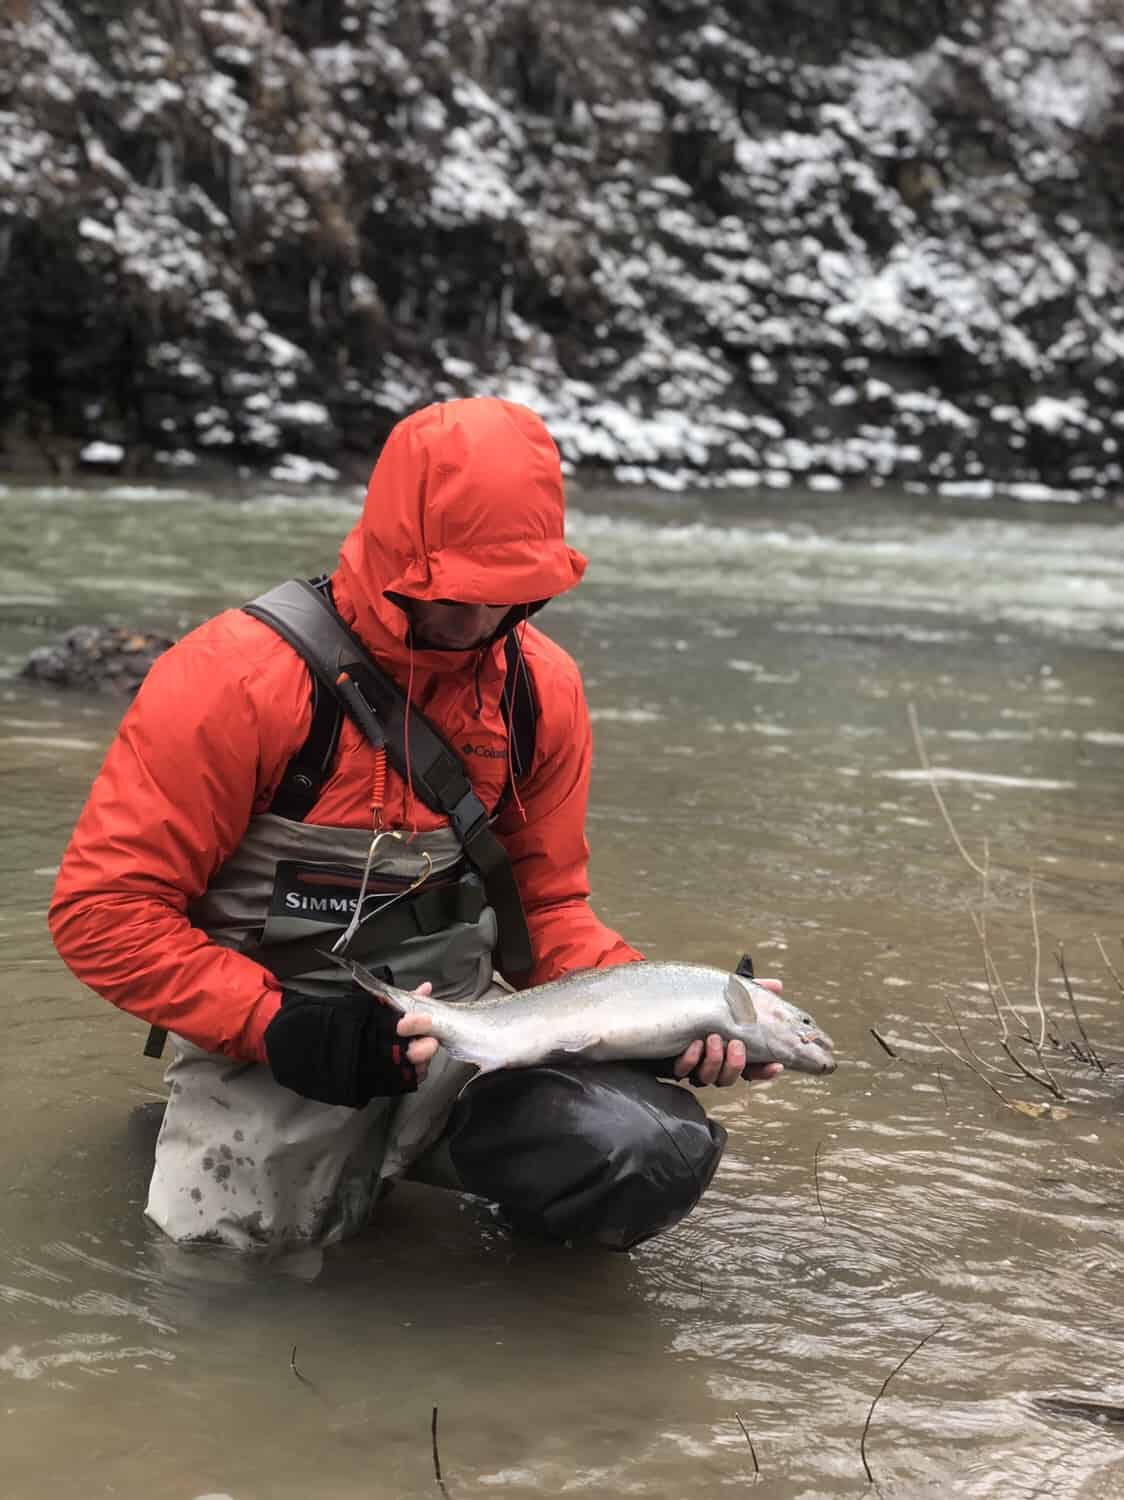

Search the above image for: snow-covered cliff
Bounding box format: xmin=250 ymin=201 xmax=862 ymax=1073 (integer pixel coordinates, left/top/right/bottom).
xmin=2 ymin=0 xmax=1122 ymax=497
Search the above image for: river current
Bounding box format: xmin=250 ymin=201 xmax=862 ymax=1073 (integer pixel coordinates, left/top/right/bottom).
xmin=1 ymin=479 xmax=1122 ymax=1499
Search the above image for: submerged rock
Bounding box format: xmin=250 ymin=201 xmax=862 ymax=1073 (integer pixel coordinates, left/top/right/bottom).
xmin=21 ymin=625 xmax=174 ymax=694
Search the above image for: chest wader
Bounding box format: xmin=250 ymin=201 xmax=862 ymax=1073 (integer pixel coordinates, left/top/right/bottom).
xmin=147 ymin=579 xmax=726 ymax=1253
xmin=146 ymin=579 xmax=536 ymax=1249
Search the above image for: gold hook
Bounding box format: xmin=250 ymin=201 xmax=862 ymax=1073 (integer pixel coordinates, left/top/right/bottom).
xmin=332 ymin=838 xmax=433 ymax=956
xmin=403 ymin=850 xmax=434 ymax=895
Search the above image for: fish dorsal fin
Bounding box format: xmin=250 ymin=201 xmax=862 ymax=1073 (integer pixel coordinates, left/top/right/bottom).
xmin=724 ymin=973 xmax=759 ymax=1024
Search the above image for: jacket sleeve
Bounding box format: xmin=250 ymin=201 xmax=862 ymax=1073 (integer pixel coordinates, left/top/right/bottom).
xmin=493 ymin=649 xmax=642 ymax=987
xmin=47 ymin=619 xmax=308 ymax=1062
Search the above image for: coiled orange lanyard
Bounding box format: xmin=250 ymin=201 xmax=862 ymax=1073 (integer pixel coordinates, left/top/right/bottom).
xmin=330 ymin=745 xmax=431 ymax=957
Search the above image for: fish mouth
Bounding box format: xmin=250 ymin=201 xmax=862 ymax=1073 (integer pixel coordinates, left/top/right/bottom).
xmin=801 ymin=1034 xmax=836 ymax=1074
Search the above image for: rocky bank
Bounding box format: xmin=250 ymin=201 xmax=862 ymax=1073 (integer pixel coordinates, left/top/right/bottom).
xmin=2 ymin=0 xmax=1123 ymax=498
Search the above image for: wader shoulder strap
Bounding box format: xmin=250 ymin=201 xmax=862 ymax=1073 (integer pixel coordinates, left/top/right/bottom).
xmin=268 ymin=589 xmax=537 ymax=820
xmin=243 ymin=578 xmax=534 ymax=979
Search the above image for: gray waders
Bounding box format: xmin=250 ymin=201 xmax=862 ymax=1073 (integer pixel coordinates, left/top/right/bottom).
xmin=146 ymin=821 xmax=725 ymax=1251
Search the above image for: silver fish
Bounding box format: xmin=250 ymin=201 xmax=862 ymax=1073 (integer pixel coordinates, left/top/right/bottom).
xmin=334 ymin=957 xmax=836 ymax=1077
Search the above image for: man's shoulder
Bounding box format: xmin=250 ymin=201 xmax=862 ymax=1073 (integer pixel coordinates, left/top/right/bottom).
xmin=175 ymin=607 xmax=303 ymax=664
xmin=518 ymin=622 xmax=583 ymax=687
xmin=145 ymin=606 xmax=313 ymax=702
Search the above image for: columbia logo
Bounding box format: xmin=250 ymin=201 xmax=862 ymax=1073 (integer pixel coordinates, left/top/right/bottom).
xmin=461 ymin=742 xmax=506 ymax=760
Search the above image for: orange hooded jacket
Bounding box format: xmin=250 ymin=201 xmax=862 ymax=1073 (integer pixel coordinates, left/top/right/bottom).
xmin=49 ymin=399 xmax=641 ymax=1063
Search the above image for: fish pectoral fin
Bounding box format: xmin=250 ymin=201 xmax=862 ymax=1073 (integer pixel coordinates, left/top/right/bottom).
xmin=547 ymin=1031 xmax=603 ymax=1059
xmin=563 ymin=1031 xmax=602 ymax=1052
xmin=725 ymin=973 xmax=759 ymax=1024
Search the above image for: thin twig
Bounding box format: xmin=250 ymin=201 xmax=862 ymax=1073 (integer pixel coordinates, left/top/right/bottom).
xmin=922 ymin=1023 xmax=1014 ymax=1106
xmin=290 ymin=1344 xmax=312 ymax=1387
xmin=734 ymin=1411 xmax=761 ymax=1476
xmin=870 ymin=1027 xmax=899 ymax=1059
xmin=907 ymin=709 xmax=1068 ymax=1102
xmin=907 ymin=703 xmax=986 ymax=878
xmin=970 ymin=912 xmax=1022 ymax=1038
xmin=813 ymin=1140 xmax=828 ymax=1226
xmin=941 ymin=995 xmax=1024 ymax=1080
xmin=998 ymin=1039 xmax=1065 ymax=1101
xmin=1055 ymin=944 xmax=1105 ymax=1074
xmin=969 ymin=913 xmax=1012 ymax=1034
xmin=872 ymin=1028 xmax=950 ymax=1104
xmin=1042 ymin=1004 xmax=1064 ymax=1049
xmin=1028 ymin=879 xmax=1047 ymax=1050
xmin=1094 ymin=934 xmax=1124 ymax=996
xmin=860 ymin=1322 xmax=945 ymax=1484
xmin=974 ymin=837 xmax=992 ymax=963
xmin=975 ymin=931 xmax=1063 ymax=1103
xmin=432 ymin=1405 xmax=450 ymax=1499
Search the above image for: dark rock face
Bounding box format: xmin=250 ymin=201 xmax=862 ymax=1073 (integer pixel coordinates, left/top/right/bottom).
xmin=1 ymin=0 xmax=1122 ymax=497
xmin=21 ymin=626 xmax=175 ymax=694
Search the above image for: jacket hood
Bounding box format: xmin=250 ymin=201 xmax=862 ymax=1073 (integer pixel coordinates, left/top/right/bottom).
xmin=334 ymin=398 xmax=587 ymax=664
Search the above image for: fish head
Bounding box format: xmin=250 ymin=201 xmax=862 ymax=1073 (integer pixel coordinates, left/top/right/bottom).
xmin=778 ymin=1030 xmax=837 ymax=1075
xmin=727 ymin=974 xmax=837 ymax=1076
xmin=748 ymin=1022 xmax=836 ymax=1076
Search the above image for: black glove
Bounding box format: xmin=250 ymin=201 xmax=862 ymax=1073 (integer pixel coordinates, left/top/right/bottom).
xmin=264 ymin=985 xmax=418 ymax=1108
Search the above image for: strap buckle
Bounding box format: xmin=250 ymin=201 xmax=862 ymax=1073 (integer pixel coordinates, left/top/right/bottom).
xmin=448 ymin=788 xmax=490 ymax=848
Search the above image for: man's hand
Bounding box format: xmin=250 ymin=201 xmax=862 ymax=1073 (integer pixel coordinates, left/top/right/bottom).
xmin=265 ymin=979 xmax=441 ymax=1107
xmin=397 ymin=983 xmax=439 ymax=1082
xmin=672 ymin=978 xmax=786 ymax=1088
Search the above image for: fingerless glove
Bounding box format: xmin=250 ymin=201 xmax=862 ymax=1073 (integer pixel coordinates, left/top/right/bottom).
xmin=264 ymin=985 xmax=418 ymax=1108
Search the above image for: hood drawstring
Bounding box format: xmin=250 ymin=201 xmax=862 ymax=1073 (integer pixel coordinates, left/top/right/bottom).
xmin=504 ymin=615 xmax=531 ymax=823
xmin=402 ymin=635 xmax=419 ymax=840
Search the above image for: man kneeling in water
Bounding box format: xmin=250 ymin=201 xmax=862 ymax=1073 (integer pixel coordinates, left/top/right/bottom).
xmin=50 ymin=397 xmax=781 ymax=1253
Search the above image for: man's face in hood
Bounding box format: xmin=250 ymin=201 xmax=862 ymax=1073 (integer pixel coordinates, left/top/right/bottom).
xmin=334 ymin=397 xmax=588 ymax=663
xmin=401 ymin=598 xmax=512 ymax=652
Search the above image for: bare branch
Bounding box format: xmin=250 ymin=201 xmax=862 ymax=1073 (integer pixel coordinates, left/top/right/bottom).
xmin=870 ymin=1027 xmax=899 ymax=1059
xmin=813 ymin=1140 xmax=828 ymax=1226
xmin=734 ymin=1411 xmax=761 ymax=1476
xmin=907 ymin=703 xmax=987 ymax=878
xmin=922 ymin=1024 xmax=1014 ymax=1106
xmin=860 ymin=1323 xmax=945 ymax=1484
xmin=1055 ymin=943 xmax=1105 ymax=1074
xmin=998 ymin=1039 xmax=1065 ymax=1101
xmin=1094 ymin=934 xmax=1124 ymax=997
xmin=1029 ymin=879 xmax=1047 ymax=1050
xmin=941 ymin=994 xmax=1024 ymax=1080
xmin=431 ymin=1406 xmax=450 ymax=1499
xmin=969 ymin=912 xmax=1022 ymax=1039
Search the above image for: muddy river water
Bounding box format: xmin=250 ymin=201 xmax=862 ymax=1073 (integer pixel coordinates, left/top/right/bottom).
xmin=1 ymin=479 xmax=1122 ymax=1499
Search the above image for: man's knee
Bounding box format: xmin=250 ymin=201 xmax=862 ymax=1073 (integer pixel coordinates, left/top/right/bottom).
xmin=446 ymin=1063 xmax=727 ymax=1250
